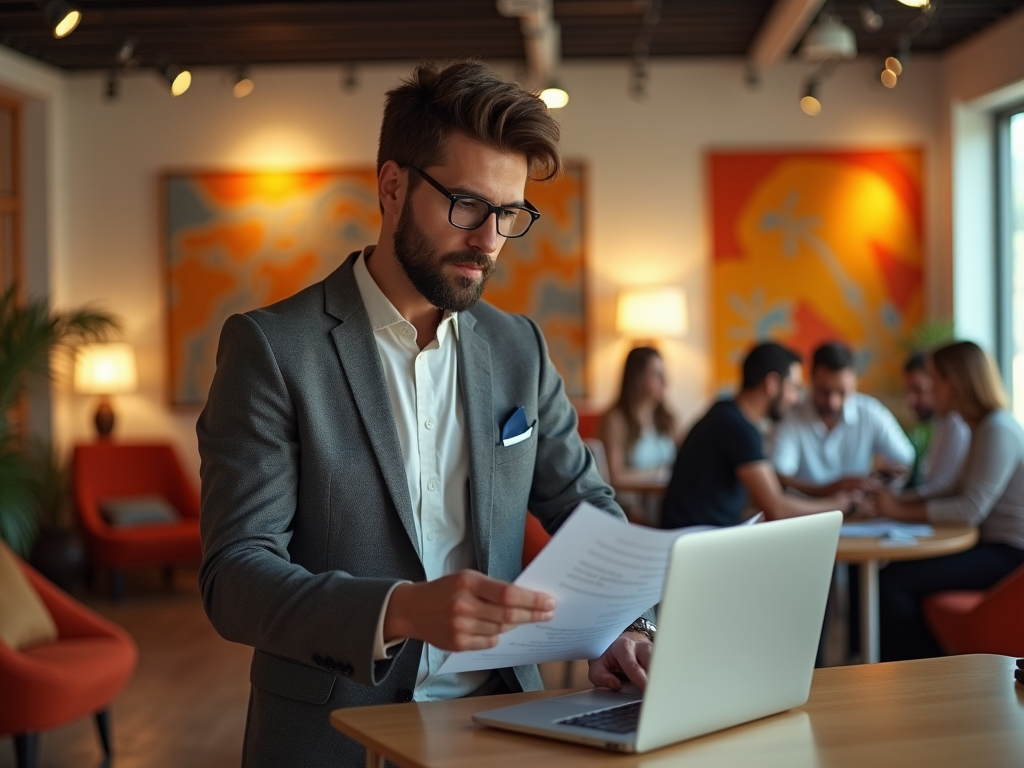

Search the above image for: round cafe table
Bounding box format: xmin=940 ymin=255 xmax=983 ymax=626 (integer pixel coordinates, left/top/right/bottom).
xmin=836 ymin=524 xmax=978 ymax=663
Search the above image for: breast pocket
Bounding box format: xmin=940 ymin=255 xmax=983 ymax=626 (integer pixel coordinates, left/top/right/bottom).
xmin=495 ymin=421 xmax=537 ymax=466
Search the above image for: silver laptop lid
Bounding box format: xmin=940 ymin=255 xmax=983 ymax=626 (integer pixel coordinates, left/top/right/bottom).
xmin=635 ymin=511 xmax=842 ymax=753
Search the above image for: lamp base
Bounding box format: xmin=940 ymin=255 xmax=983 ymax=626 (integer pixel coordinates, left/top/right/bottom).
xmin=94 ymin=398 xmax=115 ymax=439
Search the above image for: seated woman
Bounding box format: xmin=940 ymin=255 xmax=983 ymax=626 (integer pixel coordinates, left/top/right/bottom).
xmin=874 ymin=341 xmax=1024 ymax=661
xmin=601 ymin=347 xmax=678 ymax=523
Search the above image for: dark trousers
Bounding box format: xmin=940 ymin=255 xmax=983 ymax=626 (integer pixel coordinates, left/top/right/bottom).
xmin=879 ymin=543 xmax=1024 ymax=662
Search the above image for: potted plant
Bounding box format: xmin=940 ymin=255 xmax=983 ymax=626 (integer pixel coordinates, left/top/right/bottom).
xmin=0 ymin=284 xmax=119 ymax=560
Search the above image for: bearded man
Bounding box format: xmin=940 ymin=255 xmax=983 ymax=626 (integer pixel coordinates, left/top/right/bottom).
xmin=197 ymin=60 xmax=655 ymax=768
xmin=661 ymin=342 xmax=851 ymax=529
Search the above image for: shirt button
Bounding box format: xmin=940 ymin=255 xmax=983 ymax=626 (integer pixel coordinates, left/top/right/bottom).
xmin=427 ymin=479 xmax=438 ymax=492
xmin=425 ymin=419 xmax=434 ymax=430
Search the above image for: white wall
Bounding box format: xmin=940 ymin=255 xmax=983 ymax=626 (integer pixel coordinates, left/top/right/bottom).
xmin=0 ymin=53 xmax=943 ymax=478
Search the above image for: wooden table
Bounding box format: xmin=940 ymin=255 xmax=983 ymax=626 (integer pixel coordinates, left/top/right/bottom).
xmin=836 ymin=524 xmax=978 ymax=663
xmin=332 ymin=654 xmax=1024 ymax=768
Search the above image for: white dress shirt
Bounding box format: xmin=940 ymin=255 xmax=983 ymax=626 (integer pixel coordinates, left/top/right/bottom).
xmin=915 ymin=411 xmax=971 ymax=497
xmin=771 ymin=392 xmax=915 ymax=485
xmin=353 ymin=249 xmax=491 ymax=701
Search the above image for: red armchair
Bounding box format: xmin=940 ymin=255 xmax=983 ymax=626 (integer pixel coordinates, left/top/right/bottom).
xmin=0 ymin=557 xmax=137 ymax=768
xmin=73 ymin=443 xmax=202 ymax=598
xmin=923 ymin=563 xmax=1024 ymax=656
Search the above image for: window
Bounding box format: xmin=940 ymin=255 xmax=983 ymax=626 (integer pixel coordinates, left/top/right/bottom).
xmin=998 ymin=105 xmax=1024 ymax=422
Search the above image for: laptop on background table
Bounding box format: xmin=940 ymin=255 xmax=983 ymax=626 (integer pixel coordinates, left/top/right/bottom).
xmin=473 ymin=511 xmax=843 ymax=754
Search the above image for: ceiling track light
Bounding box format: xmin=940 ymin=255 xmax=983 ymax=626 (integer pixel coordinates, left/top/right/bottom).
xmin=161 ymin=62 xmax=192 ymax=97
xmin=858 ymin=1 xmax=883 ymax=33
xmin=232 ymin=65 xmax=254 ymax=98
xmin=37 ymin=0 xmax=82 ymax=39
xmin=800 ymin=14 xmax=857 ymax=62
xmin=114 ymin=36 xmax=137 ymax=68
xmin=895 ymin=0 xmax=929 ymax=7
xmin=105 ymin=69 xmax=119 ymax=101
xmin=800 ymin=81 xmax=822 ymax=116
xmin=539 ymin=84 xmax=569 ymax=109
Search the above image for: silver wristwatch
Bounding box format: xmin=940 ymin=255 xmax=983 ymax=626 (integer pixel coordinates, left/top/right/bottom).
xmin=625 ymin=617 xmax=657 ymax=643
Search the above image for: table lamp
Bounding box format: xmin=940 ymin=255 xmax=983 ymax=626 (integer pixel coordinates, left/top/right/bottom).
xmin=616 ymin=287 xmax=688 ymax=344
xmin=74 ymin=342 xmax=138 ymax=439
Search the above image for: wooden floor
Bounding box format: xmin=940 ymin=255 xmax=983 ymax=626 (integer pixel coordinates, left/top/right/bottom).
xmin=0 ymin=569 xmax=253 ymax=768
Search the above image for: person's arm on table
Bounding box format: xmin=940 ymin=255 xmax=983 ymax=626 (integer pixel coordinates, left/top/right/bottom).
xmin=737 ymin=461 xmax=852 ymax=519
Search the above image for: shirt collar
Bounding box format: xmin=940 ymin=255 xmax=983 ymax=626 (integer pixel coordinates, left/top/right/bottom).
xmin=352 ymin=246 xmax=460 ymax=342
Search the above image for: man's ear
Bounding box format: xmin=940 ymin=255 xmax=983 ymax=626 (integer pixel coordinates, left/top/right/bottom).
xmin=378 ymin=160 xmax=405 ymax=217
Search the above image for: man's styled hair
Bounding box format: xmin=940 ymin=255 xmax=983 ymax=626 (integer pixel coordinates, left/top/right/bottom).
xmin=377 ymin=60 xmax=563 ymax=182
xmin=904 ymin=351 xmax=927 ymax=374
xmin=741 ymin=342 xmax=802 ymax=391
xmin=811 ymin=341 xmax=855 ymax=373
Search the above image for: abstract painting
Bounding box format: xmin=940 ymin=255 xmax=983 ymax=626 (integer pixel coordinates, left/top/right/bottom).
xmin=708 ymin=149 xmax=924 ymax=395
xmin=164 ymin=165 xmax=586 ymax=405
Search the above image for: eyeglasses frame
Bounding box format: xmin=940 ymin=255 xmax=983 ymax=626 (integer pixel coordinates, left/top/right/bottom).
xmin=403 ymin=164 xmax=541 ymax=239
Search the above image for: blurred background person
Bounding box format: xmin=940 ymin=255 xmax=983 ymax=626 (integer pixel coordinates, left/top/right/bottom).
xmin=602 ymin=346 xmax=678 ymax=522
xmin=903 ymin=350 xmax=970 ymax=495
xmin=772 ymin=341 xmax=915 ymax=497
xmin=876 ymin=341 xmax=1024 ymax=660
xmin=661 ymin=341 xmax=851 ymax=529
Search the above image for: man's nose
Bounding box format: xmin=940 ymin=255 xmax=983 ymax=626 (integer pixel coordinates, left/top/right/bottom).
xmin=465 ymin=213 xmax=501 ymax=252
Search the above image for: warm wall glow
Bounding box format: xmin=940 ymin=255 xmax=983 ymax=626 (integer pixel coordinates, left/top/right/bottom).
xmin=74 ymin=343 xmax=138 ymax=395
xmin=617 ymin=287 xmax=688 ymax=338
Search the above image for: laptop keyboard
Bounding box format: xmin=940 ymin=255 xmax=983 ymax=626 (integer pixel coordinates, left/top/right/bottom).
xmin=557 ymin=700 xmax=642 ymax=734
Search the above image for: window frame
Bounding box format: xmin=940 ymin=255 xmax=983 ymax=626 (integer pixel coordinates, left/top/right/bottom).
xmin=995 ymin=102 xmax=1024 ymax=406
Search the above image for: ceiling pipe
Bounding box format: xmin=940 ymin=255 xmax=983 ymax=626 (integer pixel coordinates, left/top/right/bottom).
xmin=748 ymin=0 xmax=828 ymax=68
xmin=497 ymin=0 xmax=561 ymax=89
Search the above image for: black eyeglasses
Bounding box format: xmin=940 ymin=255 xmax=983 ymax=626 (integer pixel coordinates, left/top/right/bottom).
xmin=405 ymin=165 xmax=541 ymax=238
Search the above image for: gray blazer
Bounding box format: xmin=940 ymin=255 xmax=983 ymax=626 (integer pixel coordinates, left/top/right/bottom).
xmin=197 ymin=252 xmax=623 ymax=767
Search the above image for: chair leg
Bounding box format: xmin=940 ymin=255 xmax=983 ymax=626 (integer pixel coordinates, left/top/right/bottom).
xmin=111 ymin=570 xmax=125 ymax=601
xmin=95 ymin=709 xmax=112 ymax=758
xmin=14 ymin=733 xmax=39 ymax=768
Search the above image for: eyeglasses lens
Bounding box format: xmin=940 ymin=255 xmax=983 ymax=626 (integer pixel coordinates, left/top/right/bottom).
xmin=450 ymin=198 xmax=533 ymax=237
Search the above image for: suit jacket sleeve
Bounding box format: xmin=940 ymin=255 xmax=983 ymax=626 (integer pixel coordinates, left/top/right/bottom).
xmin=197 ymin=312 xmax=406 ymax=688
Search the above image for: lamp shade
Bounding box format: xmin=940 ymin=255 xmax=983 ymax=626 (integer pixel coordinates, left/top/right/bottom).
xmin=74 ymin=343 xmax=138 ymax=395
xmin=616 ymin=287 xmax=688 ymax=339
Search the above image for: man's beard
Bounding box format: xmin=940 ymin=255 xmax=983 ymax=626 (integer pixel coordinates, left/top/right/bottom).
xmin=392 ymin=196 xmax=496 ymax=313
xmin=768 ymin=392 xmax=787 ymax=423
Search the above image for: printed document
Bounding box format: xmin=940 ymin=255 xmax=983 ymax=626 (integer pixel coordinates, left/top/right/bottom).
xmin=437 ymin=503 xmax=758 ymax=674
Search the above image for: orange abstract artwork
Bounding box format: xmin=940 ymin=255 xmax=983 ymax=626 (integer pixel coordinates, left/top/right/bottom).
xmin=165 ymin=166 xmax=586 ymax=405
xmin=708 ymin=149 xmax=924 ymax=395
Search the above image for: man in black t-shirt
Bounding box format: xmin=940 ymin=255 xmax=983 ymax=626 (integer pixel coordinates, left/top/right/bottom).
xmin=662 ymin=342 xmax=851 ymax=528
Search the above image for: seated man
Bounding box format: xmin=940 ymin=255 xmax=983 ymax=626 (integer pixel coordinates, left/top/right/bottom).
xmin=903 ymin=351 xmax=970 ymax=495
xmin=661 ymin=341 xmax=850 ymax=529
xmin=772 ymin=341 xmax=915 ymax=497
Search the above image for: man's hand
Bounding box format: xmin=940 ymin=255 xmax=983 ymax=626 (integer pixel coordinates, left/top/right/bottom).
xmin=588 ymin=632 xmax=653 ymax=692
xmin=383 ymin=570 xmax=555 ymax=652
xmin=826 ymin=476 xmax=877 ymax=494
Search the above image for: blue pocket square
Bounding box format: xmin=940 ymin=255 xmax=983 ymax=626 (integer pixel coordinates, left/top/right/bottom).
xmin=501 ymin=406 xmax=529 ymax=442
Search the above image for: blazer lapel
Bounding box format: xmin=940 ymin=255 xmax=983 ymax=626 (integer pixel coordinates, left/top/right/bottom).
xmin=325 ymin=255 xmax=420 ymax=559
xmin=457 ymin=311 xmax=495 ymax=576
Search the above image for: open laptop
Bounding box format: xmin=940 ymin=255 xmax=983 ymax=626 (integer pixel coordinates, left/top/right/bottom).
xmin=473 ymin=511 xmax=842 ymax=754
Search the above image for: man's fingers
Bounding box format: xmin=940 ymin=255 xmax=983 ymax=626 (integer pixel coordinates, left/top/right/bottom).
xmin=461 ymin=572 xmax=556 ymax=612
xmin=612 ymin=646 xmax=649 ymax=691
xmin=588 ymin=658 xmax=623 ymax=690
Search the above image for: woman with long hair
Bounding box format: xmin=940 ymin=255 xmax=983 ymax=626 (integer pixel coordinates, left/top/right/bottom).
xmin=601 ymin=347 xmax=678 ymax=520
xmin=874 ymin=341 xmax=1024 ymax=660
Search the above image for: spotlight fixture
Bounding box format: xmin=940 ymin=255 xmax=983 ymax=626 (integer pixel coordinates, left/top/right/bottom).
xmin=858 ymin=1 xmax=883 ymax=33
xmin=114 ymin=36 xmax=137 ymax=68
xmin=884 ymin=56 xmax=903 ymax=76
xmin=37 ymin=0 xmax=82 ymax=39
xmin=342 ymin=62 xmax=358 ymax=93
xmin=232 ymin=66 xmax=254 ymax=98
xmin=800 ymin=81 xmax=822 ymax=116
xmin=539 ymin=85 xmax=569 ymax=109
xmin=895 ymin=0 xmax=929 ymax=7
xmin=880 ymin=68 xmax=898 ymax=88
xmin=801 ymin=14 xmax=857 ymax=62
xmin=162 ymin=63 xmax=192 ymax=97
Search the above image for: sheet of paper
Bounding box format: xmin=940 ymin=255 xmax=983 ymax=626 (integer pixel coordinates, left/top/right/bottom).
xmin=437 ymin=502 xmax=724 ymax=674
xmin=840 ymin=519 xmax=934 ymax=539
